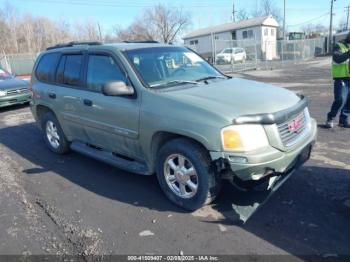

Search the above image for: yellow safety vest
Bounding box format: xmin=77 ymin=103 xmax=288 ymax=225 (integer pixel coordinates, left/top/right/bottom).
xmin=332 ymin=42 xmax=350 ymax=78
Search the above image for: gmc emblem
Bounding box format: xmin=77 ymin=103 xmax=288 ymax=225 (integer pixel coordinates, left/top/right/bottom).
xmin=288 ymin=116 xmax=302 ymax=133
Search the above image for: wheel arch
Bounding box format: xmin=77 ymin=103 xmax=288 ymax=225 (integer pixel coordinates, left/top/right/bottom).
xmin=149 ymin=131 xmax=210 ymax=174
xmin=35 ymin=104 xmax=57 ymax=130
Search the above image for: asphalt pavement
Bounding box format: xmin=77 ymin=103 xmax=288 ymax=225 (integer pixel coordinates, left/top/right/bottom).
xmin=0 ymin=57 xmax=349 ymax=259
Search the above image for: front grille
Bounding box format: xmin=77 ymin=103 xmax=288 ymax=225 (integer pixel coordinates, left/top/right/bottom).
xmin=277 ymin=109 xmax=308 ymax=147
xmin=6 ymin=88 xmax=29 ymax=95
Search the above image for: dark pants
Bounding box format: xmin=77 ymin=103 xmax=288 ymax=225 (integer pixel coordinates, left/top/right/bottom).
xmin=327 ymin=79 xmax=350 ymax=124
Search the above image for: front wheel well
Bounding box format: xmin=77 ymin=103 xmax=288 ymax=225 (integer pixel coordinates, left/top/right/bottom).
xmin=150 ymin=131 xmax=210 ymax=172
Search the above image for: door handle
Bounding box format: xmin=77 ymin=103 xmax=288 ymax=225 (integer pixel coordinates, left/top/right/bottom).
xmin=48 ymin=92 xmax=56 ymax=99
xmin=83 ymin=99 xmax=93 ymax=106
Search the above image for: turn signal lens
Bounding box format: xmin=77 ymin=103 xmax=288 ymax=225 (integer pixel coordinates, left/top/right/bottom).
xmin=221 ymin=124 xmax=269 ymax=152
xmin=222 ymin=130 xmax=242 ymax=150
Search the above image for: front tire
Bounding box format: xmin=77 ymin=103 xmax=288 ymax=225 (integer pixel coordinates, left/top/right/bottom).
xmin=41 ymin=112 xmax=70 ymax=154
xmin=156 ymin=138 xmax=221 ymax=211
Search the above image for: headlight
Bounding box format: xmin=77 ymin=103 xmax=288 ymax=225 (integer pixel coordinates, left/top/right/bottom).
xmin=221 ymin=124 xmax=269 ymax=152
xmin=0 ymin=90 xmax=7 ymax=97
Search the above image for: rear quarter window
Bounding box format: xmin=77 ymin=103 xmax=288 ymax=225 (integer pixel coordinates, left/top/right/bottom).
xmin=35 ymin=53 xmax=60 ymax=83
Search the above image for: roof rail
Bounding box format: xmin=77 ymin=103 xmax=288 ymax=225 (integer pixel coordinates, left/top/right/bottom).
xmin=46 ymin=41 xmax=102 ymax=50
xmin=123 ymin=40 xmax=160 ymax=44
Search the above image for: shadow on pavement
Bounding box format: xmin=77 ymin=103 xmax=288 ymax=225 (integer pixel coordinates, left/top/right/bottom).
xmin=0 ymin=103 xmax=29 ymax=113
xmin=1 ymin=122 xmax=350 ymax=255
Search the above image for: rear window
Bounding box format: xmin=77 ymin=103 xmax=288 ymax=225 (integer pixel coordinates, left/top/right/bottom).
xmin=36 ymin=53 xmax=60 ymax=83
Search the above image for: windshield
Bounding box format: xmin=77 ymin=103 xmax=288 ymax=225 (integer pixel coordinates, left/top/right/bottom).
xmin=0 ymin=68 xmax=13 ymax=80
xmin=222 ymin=49 xmax=233 ymax=54
xmin=125 ymin=47 xmax=223 ymax=88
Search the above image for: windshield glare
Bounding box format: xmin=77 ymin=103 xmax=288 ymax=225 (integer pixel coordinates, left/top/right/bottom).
xmin=0 ymin=68 xmax=12 ymax=80
xmin=125 ymin=47 xmax=223 ymax=88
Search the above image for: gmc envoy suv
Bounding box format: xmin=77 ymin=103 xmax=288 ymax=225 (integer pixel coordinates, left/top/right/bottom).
xmin=30 ymin=41 xmax=317 ymax=211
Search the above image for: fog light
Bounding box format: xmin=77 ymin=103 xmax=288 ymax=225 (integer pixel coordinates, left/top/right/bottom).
xmin=228 ymin=156 xmax=248 ymax=164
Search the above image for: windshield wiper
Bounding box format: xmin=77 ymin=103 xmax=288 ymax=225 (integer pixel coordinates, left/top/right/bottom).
xmin=195 ymin=75 xmax=227 ymax=82
xmin=150 ymin=80 xmax=199 ymax=88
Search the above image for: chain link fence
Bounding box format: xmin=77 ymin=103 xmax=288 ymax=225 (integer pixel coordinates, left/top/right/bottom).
xmin=0 ymin=51 xmax=37 ymax=75
xmin=191 ymin=38 xmax=327 ymax=73
xmin=1 ymin=38 xmax=327 ymax=76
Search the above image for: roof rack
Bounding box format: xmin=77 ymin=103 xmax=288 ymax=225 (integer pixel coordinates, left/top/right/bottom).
xmin=123 ymin=40 xmax=160 ymax=44
xmin=46 ymin=41 xmax=102 ymax=50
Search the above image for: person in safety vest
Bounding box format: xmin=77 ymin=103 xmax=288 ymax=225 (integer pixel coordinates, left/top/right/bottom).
xmin=326 ymin=32 xmax=350 ymax=128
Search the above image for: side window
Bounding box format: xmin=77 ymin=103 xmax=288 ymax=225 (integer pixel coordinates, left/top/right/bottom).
xmin=63 ymin=55 xmax=83 ymax=86
xmin=86 ymin=55 xmax=127 ymax=92
xmin=36 ymin=53 xmax=60 ymax=83
xmin=56 ymin=56 xmax=66 ymax=84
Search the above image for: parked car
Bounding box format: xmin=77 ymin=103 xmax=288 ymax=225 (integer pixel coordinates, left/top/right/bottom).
xmin=30 ymin=41 xmax=317 ymax=211
xmin=0 ymin=67 xmax=31 ymax=108
xmin=216 ymin=47 xmax=246 ymax=64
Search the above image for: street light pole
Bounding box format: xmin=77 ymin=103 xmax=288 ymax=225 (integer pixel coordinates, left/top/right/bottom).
xmin=328 ymin=0 xmax=335 ymax=53
xmin=283 ymin=0 xmax=286 ymax=40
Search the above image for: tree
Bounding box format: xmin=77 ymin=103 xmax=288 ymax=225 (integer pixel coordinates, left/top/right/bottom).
xmin=115 ymin=4 xmax=191 ymax=43
xmin=252 ymin=0 xmax=282 ymax=24
xmin=301 ymin=23 xmax=328 ymax=36
xmin=236 ymin=9 xmax=250 ymax=21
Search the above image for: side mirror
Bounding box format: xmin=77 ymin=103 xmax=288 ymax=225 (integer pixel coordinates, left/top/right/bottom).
xmin=102 ymin=81 xmax=134 ymax=96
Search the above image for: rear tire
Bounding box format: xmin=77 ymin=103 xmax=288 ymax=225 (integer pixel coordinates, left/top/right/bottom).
xmin=156 ymin=138 xmax=221 ymax=211
xmin=41 ymin=112 xmax=70 ymax=154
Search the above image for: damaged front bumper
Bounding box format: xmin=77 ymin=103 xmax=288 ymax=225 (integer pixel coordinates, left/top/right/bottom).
xmin=209 ymin=118 xmax=317 ymax=223
xmin=210 ymin=118 xmax=317 ymax=186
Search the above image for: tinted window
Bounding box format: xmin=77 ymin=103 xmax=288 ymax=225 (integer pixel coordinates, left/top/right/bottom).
xmin=36 ymin=53 xmax=59 ymax=83
xmin=63 ymin=55 xmax=83 ymax=86
xmin=87 ymin=55 xmax=127 ymax=92
xmin=56 ymin=56 xmax=66 ymax=84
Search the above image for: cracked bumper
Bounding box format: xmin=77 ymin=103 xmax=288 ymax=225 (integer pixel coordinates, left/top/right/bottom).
xmin=210 ymin=119 xmax=317 ymax=182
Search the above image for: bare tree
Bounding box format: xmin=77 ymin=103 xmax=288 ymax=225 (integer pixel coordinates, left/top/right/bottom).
xmin=252 ymin=0 xmax=282 ymax=24
xmin=236 ymin=9 xmax=250 ymax=21
xmin=115 ymin=4 xmax=191 ymax=43
xmin=0 ymin=2 xmax=191 ymax=54
xmin=145 ymin=4 xmax=191 ymax=43
xmin=301 ymin=23 xmax=328 ymax=37
xmin=113 ymin=23 xmax=155 ymax=42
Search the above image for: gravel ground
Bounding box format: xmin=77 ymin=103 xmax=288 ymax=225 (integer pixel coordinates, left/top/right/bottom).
xmin=0 ymin=57 xmax=349 ymax=259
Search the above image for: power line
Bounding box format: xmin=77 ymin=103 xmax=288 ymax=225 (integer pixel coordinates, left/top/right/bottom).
xmin=288 ymin=12 xmax=330 ymax=27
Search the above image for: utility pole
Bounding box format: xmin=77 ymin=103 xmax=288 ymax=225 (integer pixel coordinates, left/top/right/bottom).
xmin=283 ymin=0 xmax=286 ymax=40
xmin=328 ymin=0 xmax=336 ymax=53
xmin=232 ymin=1 xmax=236 ymax=22
xmin=97 ymin=22 xmax=102 ymax=42
xmin=345 ymin=5 xmax=350 ymax=30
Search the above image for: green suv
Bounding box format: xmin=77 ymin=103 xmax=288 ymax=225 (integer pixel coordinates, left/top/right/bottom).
xmin=30 ymin=41 xmax=317 ymax=211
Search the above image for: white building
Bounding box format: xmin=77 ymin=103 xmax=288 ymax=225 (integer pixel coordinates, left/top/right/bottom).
xmin=183 ymin=16 xmax=279 ymax=61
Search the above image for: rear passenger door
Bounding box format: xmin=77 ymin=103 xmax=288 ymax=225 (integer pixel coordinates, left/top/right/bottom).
xmin=78 ymin=52 xmax=142 ymax=160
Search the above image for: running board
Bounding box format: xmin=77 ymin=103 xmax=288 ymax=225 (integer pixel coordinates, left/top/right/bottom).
xmin=70 ymin=141 xmax=149 ymax=175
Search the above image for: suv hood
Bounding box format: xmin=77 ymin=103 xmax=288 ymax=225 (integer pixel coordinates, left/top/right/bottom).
xmin=163 ymin=78 xmax=301 ymax=121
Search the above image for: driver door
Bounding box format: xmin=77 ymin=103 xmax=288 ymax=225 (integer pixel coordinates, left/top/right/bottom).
xmin=78 ymin=52 xmax=142 ymax=159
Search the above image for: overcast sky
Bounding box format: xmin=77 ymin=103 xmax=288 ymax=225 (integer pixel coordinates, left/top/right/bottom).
xmin=0 ymin=0 xmax=347 ymax=34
